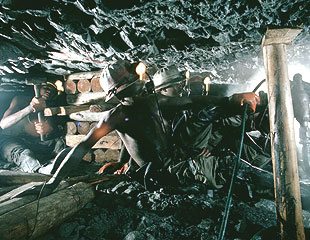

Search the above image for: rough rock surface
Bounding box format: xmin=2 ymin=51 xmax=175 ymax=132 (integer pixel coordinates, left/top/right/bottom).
xmin=0 ymin=1 xmax=309 ymax=85
xmin=37 ymin=178 xmax=310 ymax=240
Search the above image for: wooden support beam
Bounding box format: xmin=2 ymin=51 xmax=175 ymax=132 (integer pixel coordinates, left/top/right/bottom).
xmin=65 ymin=134 xmax=121 ymax=149
xmin=0 ymin=182 xmax=95 ymax=240
xmin=69 ymin=110 xmax=109 ymax=121
xmin=66 ymin=92 xmax=119 ymax=106
xmin=66 ymin=92 xmax=107 ymax=105
xmin=44 ymin=105 xmax=90 ymax=116
xmin=67 ymin=70 xmax=102 ymax=81
xmin=0 ymin=170 xmax=50 ymax=186
xmin=262 ymin=27 xmax=305 ymax=240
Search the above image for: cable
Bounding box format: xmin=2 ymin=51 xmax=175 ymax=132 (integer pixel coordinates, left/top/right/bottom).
xmin=252 ymin=79 xmax=266 ymax=93
xmin=218 ymin=103 xmax=248 ymax=240
xmin=27 ymin=181 xmax=47 ymax=239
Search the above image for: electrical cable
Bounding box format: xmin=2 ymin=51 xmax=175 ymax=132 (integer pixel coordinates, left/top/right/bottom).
xmin=218 ymin=79 xmax=266 ymax=239
xmin=218 ymin=103 xmax=248 ymax=240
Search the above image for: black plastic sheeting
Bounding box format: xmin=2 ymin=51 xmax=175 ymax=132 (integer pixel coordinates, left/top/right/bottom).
xmin=0 ymin=0 xmax=309 ymax=84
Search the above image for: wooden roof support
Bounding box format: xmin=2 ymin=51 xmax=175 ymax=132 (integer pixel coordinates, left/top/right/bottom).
xmin=262 ymin=27 xmax=304 ymax=240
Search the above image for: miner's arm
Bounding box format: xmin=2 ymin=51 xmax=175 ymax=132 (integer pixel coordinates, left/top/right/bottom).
xmin=158 ymin=92 xmax=260 ymax=113
xmin=0 ymin=95 xmax=46 ymax=129
xmin=47 ymin=117 xmax=114 ymax=187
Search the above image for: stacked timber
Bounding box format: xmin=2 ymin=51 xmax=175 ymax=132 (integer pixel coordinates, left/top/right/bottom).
xmin=65 ymin=121 xmax=121 ymax=163
xmin=64 ymin=70 xmax=119 ymax=106
xmin=43 ymin=70 xmax=121 ymax=163
xmin=61 ymin=70 xmax=121 ymax=163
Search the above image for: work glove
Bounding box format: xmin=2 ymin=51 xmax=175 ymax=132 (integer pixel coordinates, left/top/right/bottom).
xmin=229 ymin=92 xmax=260 ymax=113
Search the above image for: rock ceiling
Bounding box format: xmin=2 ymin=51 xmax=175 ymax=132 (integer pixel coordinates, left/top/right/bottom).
xmin=0 ymin=0 xmax=309 ymax=86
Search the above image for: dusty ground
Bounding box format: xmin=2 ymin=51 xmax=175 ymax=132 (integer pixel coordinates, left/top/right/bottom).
xmin=2 ymin=160 xmax=310 ymax=240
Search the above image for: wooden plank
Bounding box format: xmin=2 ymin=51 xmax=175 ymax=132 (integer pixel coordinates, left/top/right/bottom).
xmin=67 ymin=70 xmax=102 ymax=81
xmin=0 ymin=182 xmax=95 ymax=240
xmin=0 ymin=170 xmax=50 ymax=186
xmin=262 ymin=28 xmax=302 ymax=46
xmin=66 ymin=92 xmax=106 ymax=105
xmin=65 ymin=134 xmax=121 ymax=149
xmin=68 ymin=104 xmax=118 ymax=122
xmin=44 ymin=105 xmax=90 ymax=116
xmin=0 ymin=185 xmax=22 ymax=196
xmin=69 ymin=110 xmax=107 ymax=122
xmin=77 ymin=79 xmax=91 ymax=93
xmin=0 ymin=182 xmax=44 ymax=204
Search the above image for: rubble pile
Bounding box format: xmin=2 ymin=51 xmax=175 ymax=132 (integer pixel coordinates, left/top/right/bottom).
xmin=38 ymin=179 xmax=291 ymax=240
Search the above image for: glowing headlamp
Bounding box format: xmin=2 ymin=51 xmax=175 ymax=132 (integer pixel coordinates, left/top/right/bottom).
xmin=136 ymin=62 xmax=147 ymax=80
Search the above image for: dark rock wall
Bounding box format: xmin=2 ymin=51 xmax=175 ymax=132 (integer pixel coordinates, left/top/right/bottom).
xmin=0 ymin=0 xmax=309 ymax=85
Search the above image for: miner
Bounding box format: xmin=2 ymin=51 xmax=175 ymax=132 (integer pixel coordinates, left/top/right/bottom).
xmin=13 ymin=59 xmax=260 ymax=197
xmin=0 ymin=82 xmax=66 ymax=174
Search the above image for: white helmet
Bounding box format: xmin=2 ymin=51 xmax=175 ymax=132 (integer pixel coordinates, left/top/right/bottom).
xmin=153 ymin=65 xmax=185 ymax=91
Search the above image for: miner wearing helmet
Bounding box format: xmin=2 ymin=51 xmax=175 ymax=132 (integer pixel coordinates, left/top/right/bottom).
xmin=153 ymin=65 xmax=185 ymax=97
xmin=14 ymin=59 xmax=262 ymax=197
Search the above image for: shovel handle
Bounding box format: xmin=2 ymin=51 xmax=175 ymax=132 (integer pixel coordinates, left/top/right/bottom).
xmin=34 ymin=85 xmax=45 ymax=141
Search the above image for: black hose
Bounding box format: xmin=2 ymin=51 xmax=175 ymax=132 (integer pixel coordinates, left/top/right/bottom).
xmin=218 ymin=103 xmax=248 ymax=240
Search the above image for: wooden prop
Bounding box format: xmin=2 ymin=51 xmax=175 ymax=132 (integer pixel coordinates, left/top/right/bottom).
xmin=69 ymin=110 xmax=106 ymax=121
xmin=65 ymin=134 xmax=121 ymax=149
xmin=0 ymin=170 xmax=50 ymax=186
xmin=0 ymin=174 xmax=127 ymax=240
xmin=64 ymin=79 xmax=76 ymax=94
xmin=262 ymin=27 xmax=305 ymax=240
xmin=67 ymin=70 xmax=102 ymax=81
xmin=44 ymin=105 xmax=90 ymax=116
xmin=77 ymin=79 xmax=91 ymax=93
xmin=0 ymin=185 xmax=22 ymax=196
xmin=66 ymin=92 xmax=107 ymax=105
xmin=0 ymin=182 xmax=95 ymax=240
xmin=90 ymin=77 xmax=103 ymax=92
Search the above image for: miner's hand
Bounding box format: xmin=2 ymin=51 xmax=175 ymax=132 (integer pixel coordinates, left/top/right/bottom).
xmin=230 ymin=92 xmax=260 ymax=113
xmin=30 ymin=97 xmax=46 ymax=112
xmin=114 ymin=161 xmax=129 ymax=174
xmin=98 ymin=162 xmax=123 ymax=175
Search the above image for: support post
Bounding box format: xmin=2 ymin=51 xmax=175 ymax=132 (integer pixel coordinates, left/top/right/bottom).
xmin=262 ymin=28 xmax=304 ymax=239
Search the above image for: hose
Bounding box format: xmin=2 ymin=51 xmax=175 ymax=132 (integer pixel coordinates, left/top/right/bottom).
xmin=218 ymin=103 xmax=248 ymax=240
